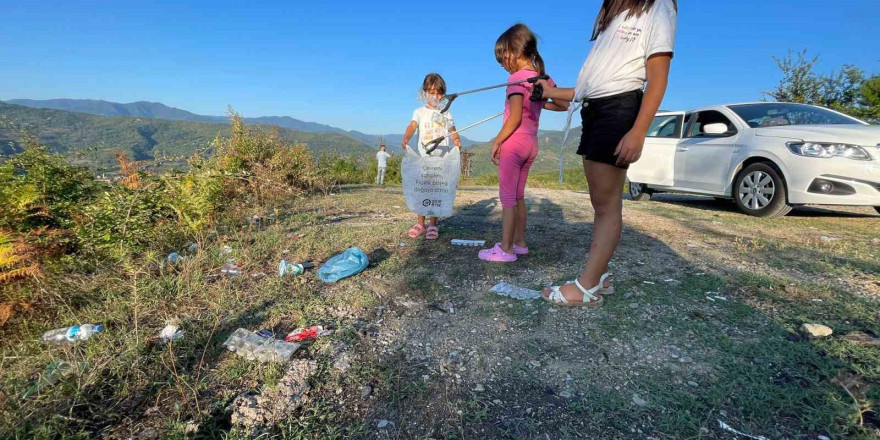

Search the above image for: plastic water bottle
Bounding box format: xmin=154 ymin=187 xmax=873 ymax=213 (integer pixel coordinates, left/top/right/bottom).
xmin=42 ymin=324 xmax=105 ymax=344
xmin=167 ymin=252 xmax=183 ymax=264
xmin=279 ymin=260 xmax=315 ymax=277
xmin=222 ymin=328 xmax=300 ymax=363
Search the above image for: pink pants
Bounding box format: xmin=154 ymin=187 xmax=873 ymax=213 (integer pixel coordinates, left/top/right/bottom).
xmin=498 ymin=135 xmax=538 ymax=209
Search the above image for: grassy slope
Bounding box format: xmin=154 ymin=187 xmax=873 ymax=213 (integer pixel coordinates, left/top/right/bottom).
xmin=1 ymin=187 xmax=877 ymax=439
xmin=0 ymin=102 xmax=372 ymax=168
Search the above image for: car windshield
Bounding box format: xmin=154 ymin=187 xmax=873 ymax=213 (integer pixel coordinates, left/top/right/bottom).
xmin=728 ymin=103 xmax=862 ymax=128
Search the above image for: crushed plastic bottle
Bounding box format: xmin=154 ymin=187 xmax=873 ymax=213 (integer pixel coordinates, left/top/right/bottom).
xmin=489 ymin=282 xmax=542 ymax=300
xmin=278 ymin=260 xmax=315 ymax=277
xmin=221 ymin=259 xmax=242 ymax=277
xmin=220 ymin=245 xmax=233 ymax=255
xmin=451 ymin=239 xmax=486 ymax=247
xmin=167 ymin=252 xmax=183 ymax=264
xmin=223 ymin=328 xmax=300 ymax=363
xmin=186 ymin=242 xmax=199 ymax=253
xmin=42 ymin=324 xmax=105 ymax=344
xmin=22 ymin=361 xmax=89 ymax=398
xmin=285 ymin=325 xmax=332 ymax=343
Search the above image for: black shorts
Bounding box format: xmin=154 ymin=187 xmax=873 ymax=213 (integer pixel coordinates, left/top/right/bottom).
xmin=577 ymin=89 xmax=643 ymax=169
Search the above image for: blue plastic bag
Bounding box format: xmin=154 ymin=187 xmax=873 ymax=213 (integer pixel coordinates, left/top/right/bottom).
xmin=318 ymin=247 xmax=369 ymax=283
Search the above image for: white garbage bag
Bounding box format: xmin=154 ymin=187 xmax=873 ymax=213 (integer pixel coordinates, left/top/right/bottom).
xmin=401 ymin=147 xmax=460 ymax=218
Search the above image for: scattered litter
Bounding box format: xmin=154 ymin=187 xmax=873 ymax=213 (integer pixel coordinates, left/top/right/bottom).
xmin=687 ymin=243 xmax=698 ymax=248
xmin=717 ymin=420 xmax=771 ymax=440
xmin=221 ymin=259 xmax=242 ymax=277
xmin=223 ymin=328 xmax=300 ymax=363
xmin=706 ymin=296 xmax=716 ymax=302
xmin=489 ymin=282 xmax=542 ymax=300
xmin=662 ymin=278 xmax=675 ymax=282
xmin=251 ymin=272 xmax=267 ymax=280
xmin=159 ymin=323 xmax=183 ymax=341
xmin=811 ymin=298 xmax=824 ymax=302
xmin=279 ymin=260 xmax=315 ymax=277
xmin=393 ymin=205 xmax=401 ymax=209
xmin=287 ymin=233 xmax=305 ymax=240
xmin=221 ymin=245 xmax=233 ymax=255
xmin=819 ymin=235 xmax=842 ymax=242
xmin=187 ymin=242 xmax=199 ymax=253
xmin=451 ymin=239 xmax=486 ymax=247
xmin=695 ymin=272 xmax=705 ymax=276
xmin=22 ymin=361 xmax=88 ymax=398
xmin=245 ymin=214 xmax=276 ymax=228
xmin=713 ymin=295 xmax=728 ymax=301
xmin=399 ymin=242 xmax=406 ymax=247
xmin=377 ymin=420 xmax=390 ymax=429
xmin=712 ymin=221 xmax=723 ymax=225
xmin=42 ymin=323 xmax=104 ymax=344
xmin=167 ymin=252 xmax=183 ymax=264
xmin=285 ymin=325 xmax=332 ymax=343
xmin=632 ymin=394 xmax=649 ymax=407
xmin=643 ymin=281 xmax=656 ymax=285
xmin=317 ymin=247 xmax=369 ymax=283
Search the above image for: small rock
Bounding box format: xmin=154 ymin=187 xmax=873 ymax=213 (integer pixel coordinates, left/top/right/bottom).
xmin=632 ymin=394 xmax=649 ymax=407
xmin=184 ymin=421 xmax=199 ymax=434
xmin=800 ymin=323 xmax=833 ymax=339
xmin=360 ymin=385 xmax=373 ymax=398
xmin=559 ymin=391 xmax=573 ymax=398
xmin=474 ymin=384 xmax=485 ymax=392
xmin=377 ymin=420 xmax=389 ymax=429
xmin=872 ymin=238 xmax=880 ymax=245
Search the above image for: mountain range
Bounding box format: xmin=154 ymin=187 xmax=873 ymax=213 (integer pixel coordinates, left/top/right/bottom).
xmin=5 ymin=98 xmax=478 ymax=149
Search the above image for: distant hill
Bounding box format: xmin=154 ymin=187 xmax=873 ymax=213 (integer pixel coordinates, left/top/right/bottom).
xmin=5 ymin=98 xmax=479 ymax=149
xmin=0 ymin=102 xmax=372 ymax=169
xmin=465 ymin=127 xmax=584 ymax=177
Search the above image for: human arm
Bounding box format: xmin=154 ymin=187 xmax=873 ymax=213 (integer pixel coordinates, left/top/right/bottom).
xmin=401 ymin=121 xmax=418 ymax=149
xmin=535 ymin=80 xmax=575 ymax=102
xmin=614 ymin=53 xmax=671 ymax=166
xmin=544 ymin=98 xmax=570 ymax=112
xmin=449 ymin=125 xmax=462 ymax=148
xmin=490 ymin=94 xmax=523 ymax=165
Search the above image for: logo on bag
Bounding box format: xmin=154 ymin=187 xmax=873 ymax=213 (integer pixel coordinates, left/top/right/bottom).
xmin=422 ymin=199 xmax=442 ymax=207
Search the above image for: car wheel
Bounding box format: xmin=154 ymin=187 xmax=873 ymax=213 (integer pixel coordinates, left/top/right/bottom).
xmin=733 ymin=163 xmax=792 ymax=218
xmin=628 ymin=180 xmax=652 ymax=201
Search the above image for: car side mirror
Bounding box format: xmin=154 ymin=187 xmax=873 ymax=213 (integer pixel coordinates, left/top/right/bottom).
xmin=703 ymin=123 xmax=729 ymax=135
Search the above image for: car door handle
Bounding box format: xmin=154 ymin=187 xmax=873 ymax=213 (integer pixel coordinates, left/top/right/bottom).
xmin=676 ymin=146 xmax=689 ymax=152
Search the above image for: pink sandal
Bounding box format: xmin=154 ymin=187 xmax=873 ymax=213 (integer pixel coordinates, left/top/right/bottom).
xmin=426 ymin=225 xmax=439 ymax=240
xmin=513 ymin=244 xmax=529 ymax=255
xmin=408 ymin=223 xmax=426 ymax=239
xmin=478 ymin=243 xmax=517 ymax=263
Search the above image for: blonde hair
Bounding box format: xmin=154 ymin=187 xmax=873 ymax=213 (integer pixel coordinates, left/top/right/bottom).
xmin=494 ymin=23 xmax=545 ymax=76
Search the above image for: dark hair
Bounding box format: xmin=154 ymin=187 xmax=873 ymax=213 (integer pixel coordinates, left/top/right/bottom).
xmin=591 ymin=0 xmax=678 ymax=41
xmin=494 ymin=23 xmax=545 ymax=76
xmin=421 ymin=73 xmax=446 ymax=95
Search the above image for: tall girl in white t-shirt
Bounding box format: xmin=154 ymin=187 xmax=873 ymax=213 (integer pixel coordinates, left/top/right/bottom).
xmin=537 ymin=0 xmax=677 ymax=306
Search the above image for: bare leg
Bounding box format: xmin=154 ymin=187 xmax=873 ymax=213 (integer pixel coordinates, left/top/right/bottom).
xmin=417 ymin=215 xmax=426 ymax=226
xmin=543 ymin=159 xmax=626 ymax=301
xmin=428 ymin=217 xmax=438 ymax=226
xmin=500 ymin=207 xmax=516 ymax=253
xmin=513 ymin=200 xmax=528 ymax=248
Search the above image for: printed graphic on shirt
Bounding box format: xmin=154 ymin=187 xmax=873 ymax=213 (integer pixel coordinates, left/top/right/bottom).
xmin=615 ymin=25 xmax=642 ymax=43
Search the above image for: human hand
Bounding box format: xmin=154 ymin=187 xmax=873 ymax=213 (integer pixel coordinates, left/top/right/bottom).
xmin=491 ymin=142 xmax=501 ymax=166
xmin=614 ymin=129 xmax=646 ymax=166
xmin=401 ymin=142 xmax=408 ymax=150
xmin=535 ymin=79 xmax=552 ymax=99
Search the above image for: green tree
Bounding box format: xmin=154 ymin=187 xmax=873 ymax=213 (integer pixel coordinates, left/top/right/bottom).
xmin=767 ymin=50 xmax=879 ymax=123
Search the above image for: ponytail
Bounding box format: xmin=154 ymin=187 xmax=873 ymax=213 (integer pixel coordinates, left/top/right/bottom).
xmin=532 ymin=52 xmax=545 ymax=76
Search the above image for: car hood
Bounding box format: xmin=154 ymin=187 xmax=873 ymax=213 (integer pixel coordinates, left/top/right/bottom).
xmin=754 ymin=124 xmax=880 ymax=145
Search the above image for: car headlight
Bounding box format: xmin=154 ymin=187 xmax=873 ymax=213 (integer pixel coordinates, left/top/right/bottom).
xmin=786 ymin=142 xmax=871 ymax=161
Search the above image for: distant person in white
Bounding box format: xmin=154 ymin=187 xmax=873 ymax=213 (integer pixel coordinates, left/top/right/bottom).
xmin=375 ymin=144 xmax=393 ymax=185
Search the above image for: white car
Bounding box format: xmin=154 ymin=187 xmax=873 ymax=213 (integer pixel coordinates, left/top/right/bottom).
xmin=627 ymin=102 xmax=880 ymax=218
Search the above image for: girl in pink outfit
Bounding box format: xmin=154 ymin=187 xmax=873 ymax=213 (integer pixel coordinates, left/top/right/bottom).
xmin=479 ymin=24 xmax=569 ymax=263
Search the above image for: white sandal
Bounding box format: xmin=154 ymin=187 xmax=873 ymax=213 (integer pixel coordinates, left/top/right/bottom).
xmin=564 ymin=272 xmax=614 ymax=295
xmin=543 ymin=278 xmax=604 ymax=308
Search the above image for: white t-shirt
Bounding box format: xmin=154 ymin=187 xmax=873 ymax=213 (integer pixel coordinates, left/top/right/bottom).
xmin=574 ymin=0 xmax=677 ymax=101
xmin=376 ymin=151 xmax=391 ymax=167
xmin=411 ymin=106 xmax=455 ymax=156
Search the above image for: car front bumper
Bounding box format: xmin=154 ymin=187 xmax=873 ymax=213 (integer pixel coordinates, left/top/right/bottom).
xmin=783 ymin=157 xmax=880 ymax=206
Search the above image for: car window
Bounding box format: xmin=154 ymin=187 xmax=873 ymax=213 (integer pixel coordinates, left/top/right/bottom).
xmin=647 ymin=115 xmax=683 ymax=138
xmin=728 ymin=103 xmax=862 ymax=127
xmin=685 ymin=110 xmax=737 ymax=138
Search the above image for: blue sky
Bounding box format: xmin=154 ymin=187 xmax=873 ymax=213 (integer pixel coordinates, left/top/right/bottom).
xmin=1 ymin=0 xmax=877 ymax=141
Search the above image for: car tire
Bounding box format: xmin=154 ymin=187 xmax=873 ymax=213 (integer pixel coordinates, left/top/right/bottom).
xmin=733 ymin=163 xmax=792 ymax=218
xmin=628 ymin=180 xmax=652 ymax=201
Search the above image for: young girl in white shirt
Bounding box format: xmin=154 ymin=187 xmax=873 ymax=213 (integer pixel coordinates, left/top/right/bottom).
xmin=537 ymin=0 xmax=677 ymax=306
